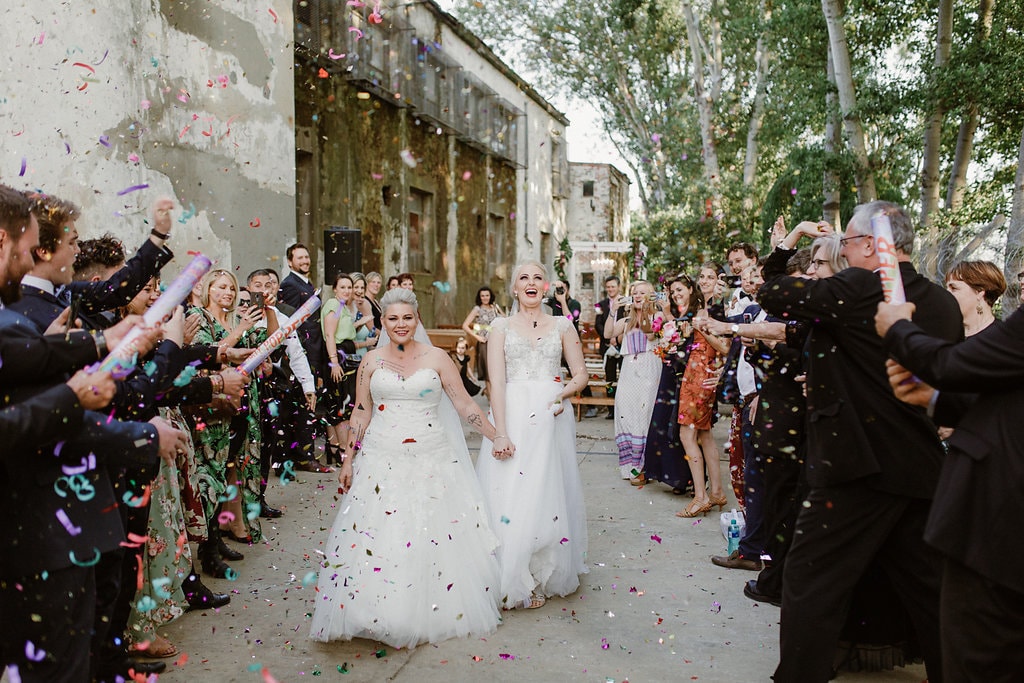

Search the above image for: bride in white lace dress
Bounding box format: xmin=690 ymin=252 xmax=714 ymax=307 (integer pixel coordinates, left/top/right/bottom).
xmin=310 ymin=288 xmax=515 ymax=648
xmin=476 ymin=261 xmax=590 ymax=610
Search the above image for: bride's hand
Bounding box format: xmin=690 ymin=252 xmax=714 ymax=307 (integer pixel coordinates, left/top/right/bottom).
xmin=492 ymin=435 xmax=512 ymax=460
xmin=550 ymin=397 xmax=565 ymax=416
xmin=337 ymin=460 xmax=353 ymax=492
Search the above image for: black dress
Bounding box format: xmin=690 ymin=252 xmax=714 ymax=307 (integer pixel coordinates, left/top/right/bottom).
xmin=642 ymin=348 xmax=693 ymax=491
xmin=455 ymin=354 xmax=481 ymax=397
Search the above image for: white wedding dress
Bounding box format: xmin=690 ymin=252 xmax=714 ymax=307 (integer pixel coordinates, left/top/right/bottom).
xmin=476 ymin=316 xmax=589 ymax=608
xmin=310 ymin=367 xmax=502 ymax=648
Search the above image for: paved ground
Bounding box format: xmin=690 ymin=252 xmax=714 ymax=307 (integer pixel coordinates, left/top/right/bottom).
xmin=144 ymin=410 xmax=928 ymax=683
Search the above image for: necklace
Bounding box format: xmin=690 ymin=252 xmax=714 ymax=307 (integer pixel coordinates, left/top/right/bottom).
xmin=533 ymin=320 xmax=537 ymax=328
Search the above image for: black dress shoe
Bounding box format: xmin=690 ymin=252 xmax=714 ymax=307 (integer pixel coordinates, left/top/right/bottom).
xmin=97 ymin=657 xmax=167 ymax=681
xmin=217 ymin=539 xmax=245 ymax=561
xmin=743 ymin=579 xmax=782 ymax=607
xmin=128 ymin=659 xmax=168 ymax=676
xmin=183 ymin=573 xmax=231 ymax=611
xmin=260 ymin=502 xmax=283 ymax=518
xmin=295 ymin=460 xmax=334 ymax=473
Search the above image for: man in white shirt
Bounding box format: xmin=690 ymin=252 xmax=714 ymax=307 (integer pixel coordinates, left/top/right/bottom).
xmin=247 ymin=270 xmax=330 ymax=511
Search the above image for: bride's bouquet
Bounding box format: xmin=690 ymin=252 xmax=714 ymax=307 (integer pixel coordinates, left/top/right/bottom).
xmin=650 ymin=314 xmax=682 ymax=360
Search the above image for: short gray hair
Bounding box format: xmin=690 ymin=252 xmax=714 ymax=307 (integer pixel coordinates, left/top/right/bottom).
xmin=847 ymin=200 xmax=916 ymax=255
xmin=811 ymin=233 xmax=848 ymax=274
xmin=379 ymin=287 xmax=418 ymax=313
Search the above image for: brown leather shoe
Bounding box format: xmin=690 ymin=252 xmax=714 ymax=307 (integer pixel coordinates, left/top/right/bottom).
xmin=710 ymin=549 xmax=762 ymax=571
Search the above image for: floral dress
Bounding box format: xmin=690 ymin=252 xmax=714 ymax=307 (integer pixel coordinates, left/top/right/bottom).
xmin=187 ymin=307 xmax=266 ymax=542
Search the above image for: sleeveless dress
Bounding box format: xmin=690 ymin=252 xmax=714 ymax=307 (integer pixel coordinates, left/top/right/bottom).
xmin=310 ymin=367 xmax=502 ymax=648
xmin=472 ymin=305 xmax=500 ymax=381
xmin=614 ymin=328 xmax=663 ymax=479
xmin=476 ymin=317 xmax=589 ymax=608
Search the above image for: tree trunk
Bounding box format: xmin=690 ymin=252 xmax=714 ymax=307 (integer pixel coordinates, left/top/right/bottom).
xmin=919 ymin=0 xmax=954 ymax=278
xmin=742 ymin=1 xmax=772 ymax=218
xmin=822 ymin=49 xmax=842 ymax=227
xmin=945 ymin=0 xmax=995 ymax=212
xmin=1003 ymin=123 xmax=1024 ymax=314
xmin=821 ymin=0 xmax=877 ymax=203
xmin=682 ymin=0 xmax=724 ymax=216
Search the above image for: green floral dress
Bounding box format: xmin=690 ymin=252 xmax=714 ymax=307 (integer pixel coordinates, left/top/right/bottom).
xmin=188 ymin=307 xmax=265 ymax=542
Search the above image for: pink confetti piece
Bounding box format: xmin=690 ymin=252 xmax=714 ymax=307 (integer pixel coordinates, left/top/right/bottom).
xmin=559 ymin=537 xmax=569 ymax=544
xmin=116 ymin=183 xmax=149 ymax=196
xmin=72 ymin=61 xmax=96 ymax=74
xmin=177 ymin=89 xmax=190 ymax=103
xmin=498 ymin=653 xmax=515 ymax=660
xmin=268 ymin=7 xmax=279 ymax=22
xmin=140 ymin=99 xmax=151 ymax=110
xmin=349 ymin=26 xmax=364 ymax=40
xmin=650 ymin=534 xmax=662 ymax=544
xmin=328 ymin=48 xmax=346 ymax=59
xmin=128 ymin=153 xmax=139 ymax=163
xmin=36 ymin=31 xmax=45 ymax=45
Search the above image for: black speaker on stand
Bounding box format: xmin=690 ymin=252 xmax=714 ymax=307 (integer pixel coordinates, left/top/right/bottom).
xmin=323 ymin=227 xmax=362 ymax=285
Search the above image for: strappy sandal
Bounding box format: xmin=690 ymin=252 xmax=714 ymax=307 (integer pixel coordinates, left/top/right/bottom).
xmin=130 ymin=634 xmax=180 ymax=659
xmin=676 ymin=499 xmax=713 ymax=518
xmin=521 ymin=594 xmax=546 ymax=609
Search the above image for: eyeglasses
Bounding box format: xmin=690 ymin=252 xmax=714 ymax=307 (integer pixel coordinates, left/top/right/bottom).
xmin=238 ymin=299 xmax=252 ymax=306
xmin=838 ymin=234 xmax=871 ymax=246
xmin=808 ymin=259 xmax=830 ymax=269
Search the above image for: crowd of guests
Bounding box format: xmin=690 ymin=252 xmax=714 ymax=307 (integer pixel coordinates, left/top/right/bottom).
xmin=0 ymin=186 xmax=412 ymax=681
xmin=4 ymin=178 xmax=1021 ymax=682
xmin=608 ymin=200 xmax=1023 ymax=681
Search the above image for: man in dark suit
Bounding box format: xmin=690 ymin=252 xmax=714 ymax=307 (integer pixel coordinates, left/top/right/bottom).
xmin=594 ymin=274 xmax=621 ymax=418
xmin=760 ymin=201 xmax=962 ymax=683
xmin=0 ymin=184 xmax=186 ymax=682
xmin=279 ymin=243 xmax=326 ymax=386
xmin=877 ymin=300 xmax=1024 ymax=682
xmin=10 ymin=195 xmax=173 ymax=333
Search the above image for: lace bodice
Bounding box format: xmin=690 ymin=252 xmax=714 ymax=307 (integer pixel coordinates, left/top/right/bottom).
xmin=494 ymin=316 xmax=570 ymax=381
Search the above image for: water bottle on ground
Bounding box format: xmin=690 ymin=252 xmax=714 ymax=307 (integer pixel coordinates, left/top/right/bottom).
xmin=727 ymin=518 xmax=741 ymax=555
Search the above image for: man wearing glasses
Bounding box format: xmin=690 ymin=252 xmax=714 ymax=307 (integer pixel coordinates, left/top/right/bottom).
xmin=759 ymin=202 xmax=962 ymax=683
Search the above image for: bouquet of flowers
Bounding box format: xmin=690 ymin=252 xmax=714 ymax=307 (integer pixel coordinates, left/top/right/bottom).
xmin=651 ymin=314 xmax=686 ymax=360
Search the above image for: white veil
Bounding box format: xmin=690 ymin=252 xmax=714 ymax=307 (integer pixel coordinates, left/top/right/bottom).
xmin=375 ymin=315 xmax=477 ymax=471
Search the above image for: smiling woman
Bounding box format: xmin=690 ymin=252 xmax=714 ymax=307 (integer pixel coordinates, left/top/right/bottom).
xmin=311 ymin=287 xmax=506 ymax=648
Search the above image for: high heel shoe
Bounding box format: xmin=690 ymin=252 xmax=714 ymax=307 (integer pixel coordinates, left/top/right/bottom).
xmin=182 ymin=571 xmax=230 ymax=611
xmin=222 ymin=530 xmax=253 ymax=544
xmin=710 ymin=493 xmax=728 ymax=511
xmin=676 ymin=499 xmax=713 ymax=518
xmin=325 ymin=442 xmax=344 ymax=465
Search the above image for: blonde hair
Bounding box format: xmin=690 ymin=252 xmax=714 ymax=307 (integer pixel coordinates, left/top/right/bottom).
xmin=625 ymin=280 xmax=656 ymax=334
xmin=199 ymin=269 xmax=239 ymax=310
xmin=509 ymin=260 xmax=548 ymax=298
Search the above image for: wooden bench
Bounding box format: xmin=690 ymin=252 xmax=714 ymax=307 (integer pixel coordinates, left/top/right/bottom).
xmin=569 ymin=355 xmax=614 ymax=420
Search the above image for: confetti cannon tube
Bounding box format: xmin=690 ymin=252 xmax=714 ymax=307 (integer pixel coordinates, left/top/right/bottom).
xmin=98 ymin=254 xmax=212 ymax=374
xmin=238 ymin=293 xmax=322 ymax=376
xmin=870 ymin=214 xmax=906 ymax=305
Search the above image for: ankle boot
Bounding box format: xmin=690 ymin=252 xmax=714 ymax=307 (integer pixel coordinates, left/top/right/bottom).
xmin=182 ymin=570 xmax=230 ymax=610
xmin=199 ymin=529 xmax=233 ymax=579
xmin=217 ymin=537 xmax=245 ymax=561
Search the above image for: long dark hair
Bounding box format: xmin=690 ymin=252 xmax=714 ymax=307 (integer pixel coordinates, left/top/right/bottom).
xmin=668 ymin=273 xmax=703 ymax=319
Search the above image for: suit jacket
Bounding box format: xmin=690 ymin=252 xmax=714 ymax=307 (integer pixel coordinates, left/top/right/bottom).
xmin=885 ymin=313 xmax=1024 ymax=592
xmin=595 ymin=297 xmax=613 ymax=354
xmin=0 ymin=307 xmax=159 ymax=578
xmin=759 ymin=247 xmax=962 ymax=496
xmin=9 ymin=240 xmax=173 ymax=333
xmin=279 ymin=272 xmax=325 ymax=374
xmin=8 ymin=284 xmax=64 ymax=333
xmin=1 ymin=383 xmax=85 ymax=453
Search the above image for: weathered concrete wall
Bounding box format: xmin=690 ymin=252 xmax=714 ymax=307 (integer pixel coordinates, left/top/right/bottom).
xmin=1 ymin=0 xmax=295 ymax=276
xmin=295 ymin=1 xmax=565 ymax=325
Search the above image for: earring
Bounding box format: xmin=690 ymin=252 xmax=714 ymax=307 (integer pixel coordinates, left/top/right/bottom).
xmin=977 ymin=303 xmax=984 ymax=315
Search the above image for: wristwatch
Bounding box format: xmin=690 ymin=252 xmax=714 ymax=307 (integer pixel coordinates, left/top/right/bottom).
xmin=730 ymin=323 xmax=741 ymax=335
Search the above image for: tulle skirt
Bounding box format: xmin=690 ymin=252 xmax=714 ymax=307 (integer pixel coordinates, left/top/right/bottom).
xmin=477 ymin=378 xmax=589 ymax=608
xmin=310 ymin=422 xmax=502 ymax=648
